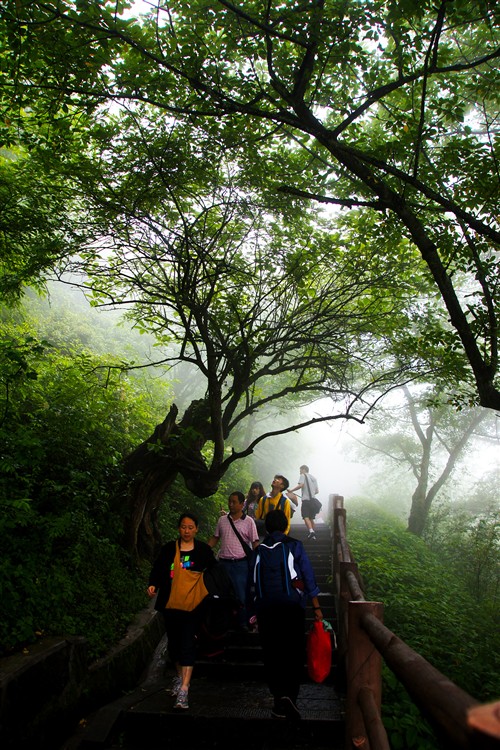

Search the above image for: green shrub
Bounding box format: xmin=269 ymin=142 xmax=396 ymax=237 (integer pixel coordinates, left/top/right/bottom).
xmin=0 ymin=310 xmax=171 ymax=658
xmin=347 ymin=501 xmax=500 ymax=748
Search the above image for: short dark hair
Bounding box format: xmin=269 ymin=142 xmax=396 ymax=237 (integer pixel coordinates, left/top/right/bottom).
xmin=274 ymin=474 xmax=289 ymax=490
xmin=265 ymin=509 xmax=288 ymax=533
xmin=177 ymin=512 xmax=199 ymax=528
xmin=229 ymin=491 xmax=245 ymax=505
xmin=300 ymin=465 xmax=309 ymax=473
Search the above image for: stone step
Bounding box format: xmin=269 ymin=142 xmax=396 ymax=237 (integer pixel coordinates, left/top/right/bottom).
xmin=101 ymin=675 xmax=346 ymax=750
xmin=69 ymin=522 xmax=344 ymax=750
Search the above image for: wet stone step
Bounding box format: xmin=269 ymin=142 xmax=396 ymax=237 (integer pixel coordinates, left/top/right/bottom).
xmin=68 ymin=520 xmax=343 ymax=750
xmin=117 ymin=674 xmax=345 ymax=750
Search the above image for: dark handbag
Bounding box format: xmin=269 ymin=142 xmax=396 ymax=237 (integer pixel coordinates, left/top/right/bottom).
xmin=203 ymin=562 xmax=238 ymax=598
xmin=201 ymin=565 xmax=240 ymax=649
xmin=309 ymin=496 xmax=322 ymax=514
xmin=227 ymin=514 xmax=253 ymax=558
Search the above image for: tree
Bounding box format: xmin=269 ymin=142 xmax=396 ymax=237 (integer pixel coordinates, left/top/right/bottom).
xmin=2 ymin=1 xmax=500 ymax=556
xmin=425 ymin=492 xmax=500 ymax=607
xmin=351 ymin=385 xmax=494 ymax=535
xmin=60 ymin=130 xmax=412 ymax=556
xmin=2 ymin=0 xmax=499 ymax=409
xmin=404 ymin=388 xmax=490 ymax=535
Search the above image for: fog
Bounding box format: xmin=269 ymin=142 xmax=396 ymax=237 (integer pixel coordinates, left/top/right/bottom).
xmin=256 ymin=398 xmax=500 ymax=518
xmin=279 ymin=418 xmax=371 ymax=501
xmin=24 ymin=283 xmax=499 ymax=518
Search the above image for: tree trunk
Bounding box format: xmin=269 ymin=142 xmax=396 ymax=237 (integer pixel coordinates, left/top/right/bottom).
xmin=122 ymin=400 xmax=220 ymax=561
xmin=406 ymin=407 xmax=487 ymax=537
xmin=407 ymin=486 xmax=429 ymax=537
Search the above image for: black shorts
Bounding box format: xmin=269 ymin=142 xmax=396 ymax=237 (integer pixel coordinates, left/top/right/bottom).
xmin=301 ymin=499 xmax=317 ymax=520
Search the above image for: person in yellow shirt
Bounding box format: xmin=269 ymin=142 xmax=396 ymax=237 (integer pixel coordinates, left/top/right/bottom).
xmin=255 ymin=475 xmax=294 ymax=534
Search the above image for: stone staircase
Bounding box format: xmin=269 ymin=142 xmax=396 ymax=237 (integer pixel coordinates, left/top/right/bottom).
xmin=68 ymin=520 xmax=345 ymax=750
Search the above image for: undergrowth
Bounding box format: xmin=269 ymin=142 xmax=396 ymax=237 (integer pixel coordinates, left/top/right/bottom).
xmin=347 ymin=500 xmax=500 ymax=750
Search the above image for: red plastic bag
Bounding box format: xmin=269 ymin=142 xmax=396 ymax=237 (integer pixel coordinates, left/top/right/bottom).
xmin=307 ymin=620 xmax=333 ymax=683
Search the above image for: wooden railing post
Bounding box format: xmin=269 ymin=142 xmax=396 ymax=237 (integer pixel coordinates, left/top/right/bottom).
xmin=331 ymin=496 xmax=344 ymax=556
xmin=346 ymin=601 xmax=384 ymax=749
xmin=333 ymin=507 xmax=346 ymax=571
xmin=337 ymin=561 xmax=362 ymax=669
xmin=331 ymin=493 xmax=344 ymax=516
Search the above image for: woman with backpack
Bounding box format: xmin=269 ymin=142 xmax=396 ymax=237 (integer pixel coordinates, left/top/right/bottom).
xmin=248 ymin=509 xmax=323 ymax=721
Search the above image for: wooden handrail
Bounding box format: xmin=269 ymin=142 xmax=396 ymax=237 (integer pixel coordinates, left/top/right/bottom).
xmin=345 ymin=569 xmax=364 ymax=601
xmin=360 ymin=610 xmax=479 ymax=749
xmin=329 ymin=495 xmax=500 ymax=750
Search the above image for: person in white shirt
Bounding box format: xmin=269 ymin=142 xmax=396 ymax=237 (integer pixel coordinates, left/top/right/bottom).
xmin=289 ymin=465 xmax=320 ymax=540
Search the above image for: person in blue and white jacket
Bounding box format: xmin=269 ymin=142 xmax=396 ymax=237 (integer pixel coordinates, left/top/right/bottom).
xmin=248 ymin=509 xmax=323 ymax=721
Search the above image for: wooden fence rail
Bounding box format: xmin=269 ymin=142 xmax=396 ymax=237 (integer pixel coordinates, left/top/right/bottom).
xmin=328 ymin=494 xmax=500 ymax=750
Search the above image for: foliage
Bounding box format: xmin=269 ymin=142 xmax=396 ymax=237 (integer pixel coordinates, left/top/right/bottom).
xmin=0 ymin=144 xmax=87 ymax=302
xmin=348 ymin=385 xmax=494 ymax=535
xmin=425 ymin=493 xmax=500 ymax=612
xmin=381 ymin=671 xmax=438 ymax=750
xmin=2 ymin=1 xmax=499 ymax=560
xmin=348 ymin=500 xmax=500 ymax=748
xmin=0 ymin=299 xmax=173 ymax=657
xmin=1 ymin=0 xmax=499 ymax=409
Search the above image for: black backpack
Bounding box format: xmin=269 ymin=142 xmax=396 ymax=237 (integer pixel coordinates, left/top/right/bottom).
xmin=198 ymin=565 xmax=240 ymax=656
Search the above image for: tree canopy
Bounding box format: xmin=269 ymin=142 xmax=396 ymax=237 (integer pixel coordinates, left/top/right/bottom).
xmin=1 ymin=0 xmax=499 ymax=554
xmin=2 ymin=0 xmax=499 ymax=407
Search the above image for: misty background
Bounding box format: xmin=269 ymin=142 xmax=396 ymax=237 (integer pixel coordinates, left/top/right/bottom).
xmin=27 ymin=279 xmax=499 ymax=523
